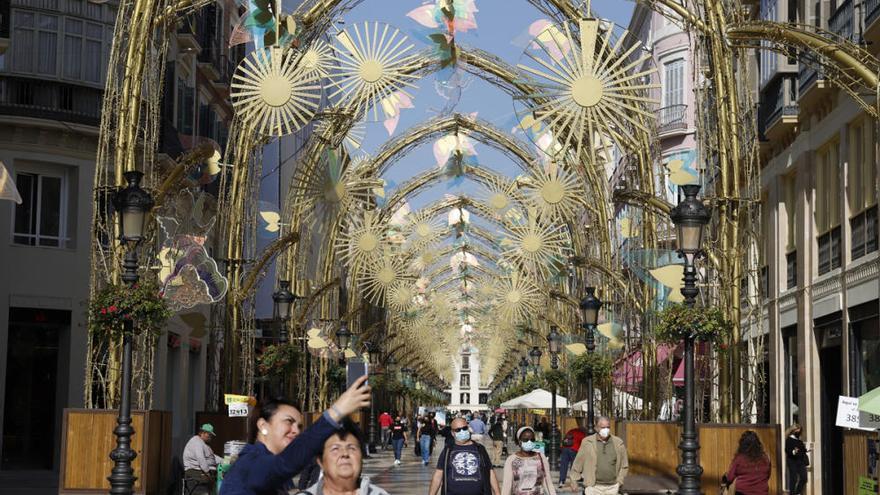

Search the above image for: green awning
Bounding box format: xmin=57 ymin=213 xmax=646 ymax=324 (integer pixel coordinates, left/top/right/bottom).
xmin=858 ymin=387 xmax=880 ymax=415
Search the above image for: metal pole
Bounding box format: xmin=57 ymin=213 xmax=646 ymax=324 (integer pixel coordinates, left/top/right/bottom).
xmin=368 ymin=396 xmax=377 ymax=456
xmin=676 ymin=257 xmax=703 ymax=494
xmin=585 ymin=323 xmax=596 ymax=436
xmin=549 ymin=354 xmax=559 ymax=469
xmin=109 ymin=249 xmax=139 ymax=495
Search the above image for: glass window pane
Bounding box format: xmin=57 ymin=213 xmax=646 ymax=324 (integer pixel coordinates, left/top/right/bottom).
xmin=39 ymin=14 xmax=58 ymax=30
xmin=65 ymin=18 xmax=82 ymax=35
xmin=64 ymin=35 xmax=83 ymax=79
xmin=38 ymin=31 xmax=58 ymax=74
xmin=13 ymin=173 xmax=36 ymax=236
xmin=12 ymin=27 xmax=35 ymax=72
xmin=84 ymin=40 xmax=101 ymax=82
xmin=15 ymin=11 xmax=35 ymax=28
xmin=39 ymin=176 xmax=62 ymax=237
xmin=86 ymin=23 xmax=102 ymax=39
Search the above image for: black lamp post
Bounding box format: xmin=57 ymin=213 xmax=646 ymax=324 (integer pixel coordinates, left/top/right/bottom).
xmin=108 ymin=170 xmax=154 ymax=495
xmin=365 ymin=341 xmax=380 ymax=453
xmin=272 ymin=280 xmax=297 ymax=342
xmin=519 ymin=356 xmax=529 ymax=383
xmin=579 ymin=286 xmax=602 ymax=435
xmin=670 ymin=184 xmax=710 ymax=495
xmin=547 ymin=326 xmax=562 ymax=469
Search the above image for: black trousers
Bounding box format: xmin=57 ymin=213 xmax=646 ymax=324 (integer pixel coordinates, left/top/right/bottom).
xmin=184 ymin=469 xmax=213 ymax=495
xmin=786 ymin=463 xmax=808 ymax=495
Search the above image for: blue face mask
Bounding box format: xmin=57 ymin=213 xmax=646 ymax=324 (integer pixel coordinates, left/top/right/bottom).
xmin=521 ymin=441 xmax=535 ymax=452
xmin=455 ymin=429 xmax=471 ymax=442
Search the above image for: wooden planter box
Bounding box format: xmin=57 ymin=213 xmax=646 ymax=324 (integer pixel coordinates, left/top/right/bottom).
xmin=59 ymin=409 xmax=172 ymax=495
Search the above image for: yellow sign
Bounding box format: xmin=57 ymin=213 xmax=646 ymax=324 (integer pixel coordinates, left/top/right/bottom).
xmin=224 ymin=394 xmax=256 ymax=406
xmin=858 ymin=476 xmax=877 ymax=495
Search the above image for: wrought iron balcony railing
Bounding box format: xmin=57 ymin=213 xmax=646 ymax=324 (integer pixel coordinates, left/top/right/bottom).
xmin=0 ymin=75 xmax=102 ymax=126
xmin=829 ymin=0 xmax=854 ymax=40
xmin=656 ymin=104 xmax=688 ymax=134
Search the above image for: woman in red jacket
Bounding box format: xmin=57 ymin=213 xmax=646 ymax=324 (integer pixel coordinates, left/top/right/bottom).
xmin=722 ymin=430 xmax=771 ymax=495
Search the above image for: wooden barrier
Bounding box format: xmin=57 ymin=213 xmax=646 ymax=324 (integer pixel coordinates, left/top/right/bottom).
xmin=617 ymin=421 xmax=781 ymax=495
xmin=844 ymin=429 xmax=874 ymax=495
xmin=59 ymin=409 xmax=171 ymax=495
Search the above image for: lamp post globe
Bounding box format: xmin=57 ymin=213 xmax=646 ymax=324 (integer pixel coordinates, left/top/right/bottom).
xmin=336 ymin=323 xmax=352 ymax=351
xmin=519 ymin=356 xmax=529 ymax=382
xmin=528 ymin=346 xmax=542 ymax=371
xmin=579 ymin=287 xmax=601 ymax=328
xmin=113 ymin=170 xmax=154 ymax=246
xmin=272 ymin=280 xmax=296 ymax=322
xmin=669 ymin=183 xmax=710 ymax=495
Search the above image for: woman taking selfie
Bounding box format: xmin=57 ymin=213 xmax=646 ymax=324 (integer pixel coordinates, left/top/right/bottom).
xmin=220 ymin=376 xmax=371 ymax=495
xmin=501 ymin=426 xmax=556 ymax=495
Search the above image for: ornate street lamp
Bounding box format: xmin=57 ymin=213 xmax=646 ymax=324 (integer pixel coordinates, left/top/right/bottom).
xmin=363 ymin=341 xmax=380 ymax=455
xmin=670 ymin=184 xmax=710 ymax=495
xmin=272 ymin=280 xmax=297 ymax=342
xmin=335 ymin=322 xmax=352 ymax=351
xmin=109 ymin=170 xmax=154 ymax=495
xmin=519 ymin=355 xmax=529 ymax=383
xmin=579 ymin=286 xmax=602 ymax=435
xmin=547 ymin=326 xmax=562 ymax=469
xmin=529 ymin=345 xmax=543 ymax=373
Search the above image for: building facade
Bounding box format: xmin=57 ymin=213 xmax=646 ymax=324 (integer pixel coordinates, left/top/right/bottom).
xmin=446 ymin=348 xmax=490 ymax=412
xmin=757 ymin=0 xmax=880 ymax=493
xmin=0 ymin=0 xmax=238 ymax=478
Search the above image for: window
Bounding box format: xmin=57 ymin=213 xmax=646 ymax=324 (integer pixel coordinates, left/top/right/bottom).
xmin=663 ymin=58 xmax=685 ymax=107
xmin=786 ymin=251 xmax=797 ymax=289
xmin=461 ymin=355 xmax=470 ymax=370
xmin=848 ymin=119 xmax=878 ymax=261
xmin=11 ymin=11 xmax=58 ymax=75
xmin=12 ymin=170 xmax=69 ymax=247
xmin=815 ymin=141 xmax=841 ymax=274
xmin=62 ymin=18 xmax=103 ymax=83
xmin=851 ymin=304 xmax=880 ymax=396
xmin=176 ymin=75 xmax=194 ymax=134
xmin=783 ymin=174 xmax=797 ymax=252
xmin=460 ymin=373 xmax=470 ymax=387
xmin=783 ymin=326 xmax=799 ymax=424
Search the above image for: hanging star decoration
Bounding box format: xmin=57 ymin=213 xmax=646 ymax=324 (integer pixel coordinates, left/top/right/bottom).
xmin=360 ymin=249 xmax=413 ymax=306
xmin=231 ymin=46 xmax=322 ymax=136
xmin=514 ymin=18 xmax=658 ymax=159
xmin=337 ymin=209 xmax=388 ymax=268
xmin=405 ymin=209 xmax=446 ymax=252
xmin=492 ymin=271 xmax=542 ymax=324
xmin=478 ymin=173 xmax=520 ymax=219
xmin=523 ymin=162 xmax=584 ymax=221
xmin=500 ymin=208 xmax=570 ymax=279
xmin=296 ymin=148 xmax=375 ymax=215
xmin=328 ymin=21 xmax=421 ymax=121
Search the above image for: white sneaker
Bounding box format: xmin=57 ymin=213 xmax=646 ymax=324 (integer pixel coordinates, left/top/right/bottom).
xmin=394 ymin=459 xmax=401 ymax=465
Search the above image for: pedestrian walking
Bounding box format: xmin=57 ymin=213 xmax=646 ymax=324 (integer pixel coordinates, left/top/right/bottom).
xmin=489 ymin=418 xmax=506 ymax=467
xmin=219 ymin=376 xmax=370 ymax=495
xmin=469 ymin=413 xmax=488 ymax=448
xmin=418 ymin=415 xmax=437 ymax=465
xmin=722 ymin=430 xmax=771 ymax=495
xmin=567 ymin=417 xmax=629 ymax=495
xmin=500 ymin=426 xmax=556 ymax=495
xmin=378 ymin=411 xmax=393 ymax=450
xmin=390 ymin=414 xmax=408 ymax=465
xmin=429 ymin=417 xmax=501 ymax=495
xmin=784 ymin=424 xmax=808 ymax=495
xmin=558 ymin=422 xmax=587 ymax=489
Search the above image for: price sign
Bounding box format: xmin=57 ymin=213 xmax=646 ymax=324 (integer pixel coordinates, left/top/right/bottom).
xmin=858 ymin=476 xmax=877 ymax=495
xmin=836 ymin=396 xmax=880 ymax=430
xmin=228 ymin=402 xmax=249 ymax=417
xmin=224 ymin=393 xmax=256 ymax=406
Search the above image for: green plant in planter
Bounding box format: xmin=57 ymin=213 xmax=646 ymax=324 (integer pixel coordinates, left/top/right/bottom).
xmin=542 ymin=369 xmax=567 ymax=389
xmin=570 ymin=352 xmax=613 ymax=383
xmin=257 ymin=343 xmax=301 ymax=376
xmin=88 ymin=281 xmax=172 ymax=339
xmin=654 ymin=303 xmax=733 ymax=350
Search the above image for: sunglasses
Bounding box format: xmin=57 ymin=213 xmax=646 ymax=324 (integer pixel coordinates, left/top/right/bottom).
xmin=453 ymin=427 xmax=469 ymax=432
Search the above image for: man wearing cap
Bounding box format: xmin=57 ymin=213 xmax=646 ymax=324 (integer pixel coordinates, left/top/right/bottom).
xmin=183 ymin=423 xmax=223 ymax=494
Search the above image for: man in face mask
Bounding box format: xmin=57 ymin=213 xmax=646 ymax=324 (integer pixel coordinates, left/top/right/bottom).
xmin=429 ymin=418 xmax=501 ymax=495
xmin=567 ymin=417 xmax=629 ymax=495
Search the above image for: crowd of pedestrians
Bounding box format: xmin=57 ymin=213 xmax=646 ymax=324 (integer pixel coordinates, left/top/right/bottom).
xmin=182 ymin=388 xmax=781 ymax=495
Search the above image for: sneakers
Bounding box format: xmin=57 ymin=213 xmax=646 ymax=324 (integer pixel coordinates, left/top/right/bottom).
xmin=394 ymin=459 xmax=401 ymax=465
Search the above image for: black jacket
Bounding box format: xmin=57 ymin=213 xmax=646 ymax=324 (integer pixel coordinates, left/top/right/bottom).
xmin=785 ymin=436 xmax=809 ymax=467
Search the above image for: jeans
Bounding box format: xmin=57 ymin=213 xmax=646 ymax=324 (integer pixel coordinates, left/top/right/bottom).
xmin=559 ymin=448 xmax=577 ymax=483
xmin=420 ymin=435 xmax=432 ymax=463
xmin=381 ymin=427 xmax=390 ymax=449
xmin=787 ymin=463 xmax=808 ymax=494
xmin=392 ymin=438 xmax=404 ymax=461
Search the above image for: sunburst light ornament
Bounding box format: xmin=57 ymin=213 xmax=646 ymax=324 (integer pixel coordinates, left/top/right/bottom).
xmin=478 ymin=173 xmax=520 ymax=218
xmin=360 ymin=251 xmax=411 ymax=306
xmin=493 ymin=272 xmax=542 ymax=324
xmin=515 ymin=18 xmax=658 ymax=158
xmin=524 ymin=162 xmax=583 ymax=220
xmin=500 ymin=208 xmax=570 ymax=278
xmin=328 ymin=22 xmax=421 ymax=121
xmin=297 ymin=148 xmax=374 ymax=214
xmin=231 ymin=46 xmax=322 ymax=136
xmin=337 ymin=210 xmax=388 ymax=267
xmin=405 ymin=209 xmax=445 ymax=251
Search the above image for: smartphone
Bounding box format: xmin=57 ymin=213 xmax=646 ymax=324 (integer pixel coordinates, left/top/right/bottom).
xmin=346 ymin=359 xmax=369 ymax=389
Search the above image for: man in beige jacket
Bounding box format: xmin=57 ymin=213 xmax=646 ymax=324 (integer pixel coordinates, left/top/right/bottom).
xmin=567 ymin=417 xmax=629 ymax=495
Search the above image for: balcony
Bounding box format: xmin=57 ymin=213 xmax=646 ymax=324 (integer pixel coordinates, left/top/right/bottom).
xmin=0 ymin=75 xmax=102 ymax=126
xmin=758 ymin=75 xmax=798 ymax=142
xmin=829 ymin=0 xmax=854 ymax=41
xmin=865 ymin=0 xmax=880 ymax=43
xmin=176 ymin=16 xmax=202 ymax=54
xmin=797 ymin=64 xmax=828 ymax=108
xmin=656 ymin=104 xmax=688 ymax=137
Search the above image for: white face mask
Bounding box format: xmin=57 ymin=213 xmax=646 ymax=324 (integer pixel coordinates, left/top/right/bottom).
xmin=521 ymin=441 xmax=535 ymax=452
xmin=599 ymin=427 xmax=611 ymax=439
